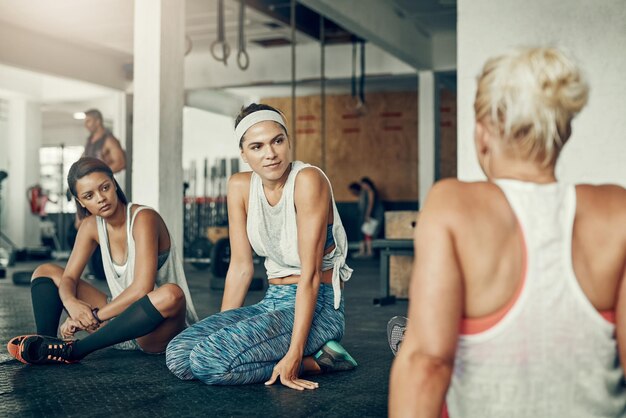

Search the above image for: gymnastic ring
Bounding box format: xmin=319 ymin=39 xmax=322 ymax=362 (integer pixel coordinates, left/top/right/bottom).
xmin=210 ymin=40 xmax=230 ymax=64
xmin=237 ymin=50 xmax=249 ymax=70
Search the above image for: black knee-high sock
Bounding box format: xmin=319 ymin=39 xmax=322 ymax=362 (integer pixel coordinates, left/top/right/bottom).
xmin=31 ymin=277 xmax=64 ymax=337
xmin=71 ymin=295 xmax=165 ymax=360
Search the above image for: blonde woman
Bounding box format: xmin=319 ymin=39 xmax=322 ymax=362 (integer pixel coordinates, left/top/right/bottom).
xmin=389 ymin=48 xmax=626 ymax=417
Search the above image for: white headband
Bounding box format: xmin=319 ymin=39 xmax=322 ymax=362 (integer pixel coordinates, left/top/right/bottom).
xmin=235 ymin=110 xmax=287 ymax=143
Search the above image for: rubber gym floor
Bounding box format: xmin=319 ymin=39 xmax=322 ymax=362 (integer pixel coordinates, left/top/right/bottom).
xmin=0 ymin=258 xmax=406 ymax=418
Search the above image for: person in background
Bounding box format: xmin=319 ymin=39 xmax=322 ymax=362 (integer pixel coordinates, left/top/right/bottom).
xmin=389 ymin=47 xmax=626 ymax=417
xmin=82 ymin=109 xmax=125 ymax=174
xmin=75 ymin=109 xmax=127 ymax=279
xmin=348 ymin=181 xmax=365 ymax=254
xmin=351 ymin=177 xmax=384 ymax=258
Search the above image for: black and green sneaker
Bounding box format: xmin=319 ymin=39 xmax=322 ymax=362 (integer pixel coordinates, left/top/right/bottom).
xmin=313 ymin=340 xmax=358 ymax=373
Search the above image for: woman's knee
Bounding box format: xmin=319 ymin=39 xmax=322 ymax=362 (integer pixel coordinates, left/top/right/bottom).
xmin=31 ymin=263 xmax=63 ymax=285
xmin=149 ymin=283 xmax=185 ymax=317
xmin=313 ymin=310 xmax=345 ymax=345
xmin=328 ymin=312 xmax=345 ymax=340
xmin=189 ymin=338 xmax=232 ymax=384
xmin=165 ymin=334 xmax=196 ymax=380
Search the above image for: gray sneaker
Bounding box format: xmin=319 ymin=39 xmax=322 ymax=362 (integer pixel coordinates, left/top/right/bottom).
xmin=387 ymin=316 xmax=407 ymax=356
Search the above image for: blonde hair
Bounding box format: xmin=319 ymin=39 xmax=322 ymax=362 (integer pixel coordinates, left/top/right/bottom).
xmin=474 ymin=47 xmax=589 ymax=167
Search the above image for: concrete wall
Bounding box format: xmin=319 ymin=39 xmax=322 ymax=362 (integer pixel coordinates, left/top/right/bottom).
xmin=0 ymin=97 xmax=9 ymax=237
xmin=432 ymin=32 xmax=457 ymax=72
xmin=0 ymin=21 xmax=129 ymax=91
xmin=42 ymin=93 xmax=127 ymax=148
xmin=42 ymin=120 xmax=85 ymax=148
xmin=182 ymin=107 xmax=249 ymax=197
xmin=0 ymin=98 xmax=42 ymax=247
xmin=457 ymin=0 xmax=626 ymax=186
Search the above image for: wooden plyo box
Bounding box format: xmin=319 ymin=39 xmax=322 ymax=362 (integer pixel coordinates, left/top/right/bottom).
xmin=390 ymin=256 xmax=413 ymax=298
xmin=385 ymin=211 xmax=419 ymax=239
xmin=385 ymin=211 xmax=419 ymax=298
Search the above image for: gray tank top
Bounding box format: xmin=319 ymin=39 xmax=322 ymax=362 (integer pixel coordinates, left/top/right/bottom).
xmin=246 ymin=161 xmax=352 ymax=309
xmin=84 ymin=130 xmax=111 ymax=160
xmin=96 ymin=203 xmax=198 ymax=325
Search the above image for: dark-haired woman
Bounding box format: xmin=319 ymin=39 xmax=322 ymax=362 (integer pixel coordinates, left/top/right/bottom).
xmin=166 ymin=103 xmax=357 ymax=390
xmin=7 ymin=157 xmax=198 ymax=364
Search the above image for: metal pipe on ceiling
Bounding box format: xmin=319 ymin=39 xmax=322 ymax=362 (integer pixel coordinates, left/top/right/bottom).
xmin=320 ymin=15 xmax=326 ymax=171
xmin=290 ymin=0 xmax=297 ymax=159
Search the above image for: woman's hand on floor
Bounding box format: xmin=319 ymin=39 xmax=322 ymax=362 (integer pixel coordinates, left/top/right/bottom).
xmin=265 ymin=351 xmax=319 ymax=391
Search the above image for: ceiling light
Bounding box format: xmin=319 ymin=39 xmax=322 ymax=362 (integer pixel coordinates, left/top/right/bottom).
xmin=73 ymin=112 xmax=86 ymax=120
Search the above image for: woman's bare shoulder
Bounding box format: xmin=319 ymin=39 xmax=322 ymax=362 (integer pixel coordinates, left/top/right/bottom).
xmin=427 ymin=178 xmax=501 ymax=207
xmin=423 ymin=179 xmax=512 ymax=230
xmin=131 ymin=205 xmax=159 ymax=219
xmin=296 ymin=166 xmax=327 ymax=184
xmin=130 ymin=205 xmax=161 ymax=231
xmin=294 ymin=167 xmax=331 ymax=198
xmin=228 ymin=171 xmax=252 ymax=193
xmin=576 ymin=183 xmax=626 ymax=198
xmin=228 ymin=171 xmax=252 ymax=204
xmin=229 ymin=171 xmax=253 ymax=184
xmin=78 ymin=215 xmax=98 ymax=234
xmin=576 ymin=183 xmax=626 ymax=217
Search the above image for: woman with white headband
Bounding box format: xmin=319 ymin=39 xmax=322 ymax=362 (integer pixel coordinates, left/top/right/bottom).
xmin=166 ymin=103 xmax=357 ymax=389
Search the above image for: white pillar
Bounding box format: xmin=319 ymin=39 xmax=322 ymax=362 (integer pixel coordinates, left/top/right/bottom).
xmin=3 ymin=98 xmax=41 ymax=248
xmin=110 ymin=91 xmax=128 ymax=201
xmin=0 ymin=97 xmax=9 ymax=234
xmin=418 ymin=71 xmax=439 ymax=206
xmin=132 ymin=0 xmax=185 ymax=247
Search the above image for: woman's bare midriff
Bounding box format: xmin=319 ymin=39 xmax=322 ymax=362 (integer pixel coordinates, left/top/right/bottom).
xmin=268 ymin=268 xmax=334 ymax=285
xmin=268 ymin=243 xmax=337 ymax=286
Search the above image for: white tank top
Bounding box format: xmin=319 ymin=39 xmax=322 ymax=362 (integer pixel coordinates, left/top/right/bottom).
xmin=246 ymin=161 xmax=353 ymax=309
xmin=446 ymin=180 xmax=626 ymax=418
xmin=95 ymin=203 xmax=199 ymax=325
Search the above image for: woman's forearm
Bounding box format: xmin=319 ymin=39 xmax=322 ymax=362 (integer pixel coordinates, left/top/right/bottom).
xmin=58 ymin=276 xmax=79 ymax=305
xmin=389 ymin=349 xmax=452 ymax=418
xmin=221 ymin=265 xmax=254 ymax=311
xmin=288 ymin=273 xmax=320 ymax=354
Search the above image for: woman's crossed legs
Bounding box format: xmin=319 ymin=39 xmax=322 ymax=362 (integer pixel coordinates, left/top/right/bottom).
xmin=11 ymin=263 xmax=187 ymax=364
xmin=166 ymin=287 xmax=345 ymax=385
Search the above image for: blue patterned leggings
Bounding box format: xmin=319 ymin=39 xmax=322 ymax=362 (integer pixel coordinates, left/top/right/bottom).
xmin=166 ymin=284 xmax=344 ymax=385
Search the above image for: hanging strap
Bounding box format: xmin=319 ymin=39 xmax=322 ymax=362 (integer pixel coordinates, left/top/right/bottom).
xmin=237 ymin=0 xmax=250 ymax=70
xmin=210 ymin=0 xmax=230 ymax=65
xmin=359 ymin=42 xmax=366 ymax=105
xmin=351 ymin=41 xmax=357 ymax=99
